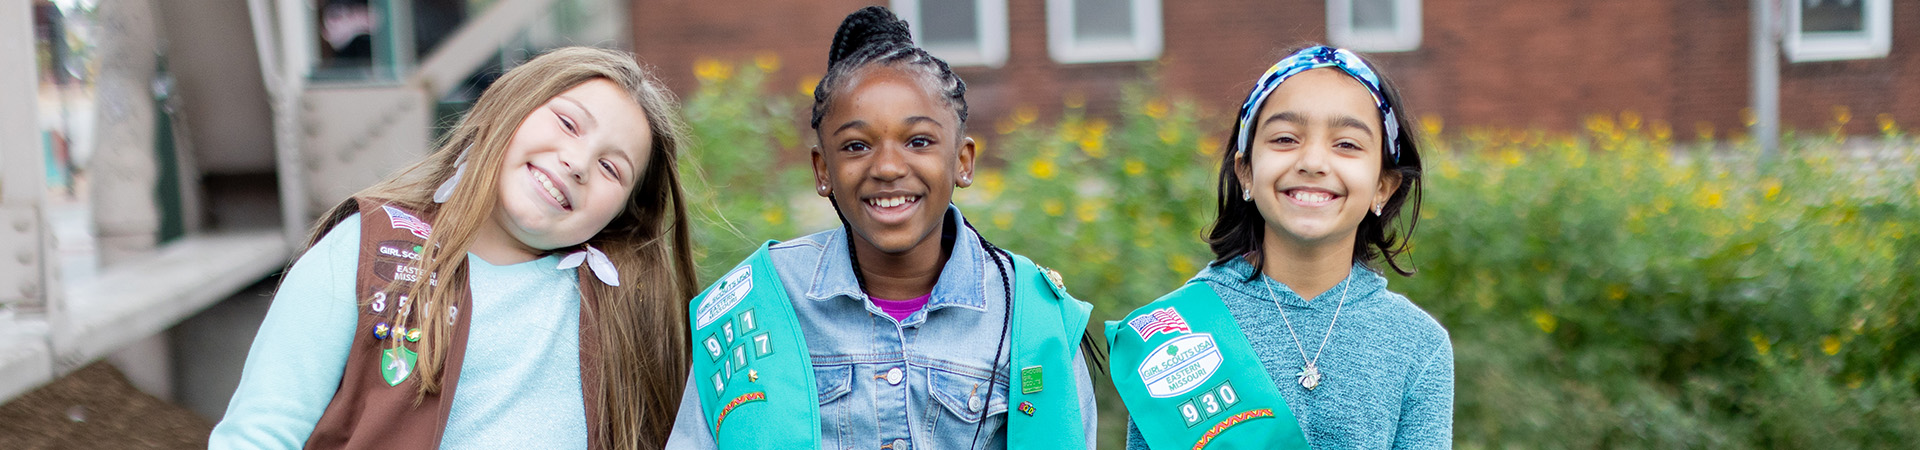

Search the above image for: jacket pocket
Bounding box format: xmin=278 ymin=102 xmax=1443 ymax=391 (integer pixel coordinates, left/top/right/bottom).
xmin=814 ymin=365 xmax=853 ymax=449
xmin=926 ymin=366 xmax=1008 ymax=446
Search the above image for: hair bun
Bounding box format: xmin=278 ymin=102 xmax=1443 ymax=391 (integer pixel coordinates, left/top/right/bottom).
xmin=828 ymin=6 xmax=915 ymax=67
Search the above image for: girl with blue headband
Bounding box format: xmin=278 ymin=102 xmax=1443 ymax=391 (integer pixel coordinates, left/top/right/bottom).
xmin=1106 ymin=45 xmax=1451 ymax=449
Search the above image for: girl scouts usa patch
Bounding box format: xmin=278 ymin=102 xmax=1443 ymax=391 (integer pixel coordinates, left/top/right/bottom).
xmin=696 ymin=265 xmax=754 ymax=328
xmin=1139 ymin=333 xmax=1223 ymax=398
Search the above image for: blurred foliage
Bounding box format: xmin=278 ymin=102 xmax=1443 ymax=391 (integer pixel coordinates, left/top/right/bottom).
xmin=678 ymin=57 xmax=1920 ymax=449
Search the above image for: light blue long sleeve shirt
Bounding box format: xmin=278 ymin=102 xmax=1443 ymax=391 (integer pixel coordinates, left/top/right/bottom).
xmin=1126 ymin=259 xmax=1454 ymax=449
xmin=209 ymin=214 xmax=590 ymax=449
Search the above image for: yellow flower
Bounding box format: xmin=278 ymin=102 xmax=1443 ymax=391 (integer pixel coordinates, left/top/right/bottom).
xmin=1762 ymin=179 xmax=1781 ymax=201
xmin=1606 ymin=284 xmax=1628 ymax=301
xmin=1064 ymin=91 xmax=1086 ymax=109
xmin=1651 ymin=120 xmax=1672 ymax=141
xmin=1740 ymin=107 xmax=1757 ymax=127
xmin=1531 ymin=310 xmax=1557 ymax=334
xmin=1144 ymin=98 xmax=1169 ymax=119
xmin=1158 ymin=126 xmax=1182 ymax=145
xmin=1620 ymin=111 xmax=1642 ymax=131
xmin=1080 ymin=136 xmax=1106 ymax=158
xmin=1198 ymin=139 xmax=1217 ymax=156
xmin=1421 ymin=115 xmax=1444 ymax=136
xmin=1124 ymin=159 xmax=1147 ymax=176
xmin=1833 ymin=105 xmax=1853 ymax=126
xmin=1500 ymin=149 xmax=1524 ymax=167
xmin=1042 ymin=199 xmax=1065 ymax=217
xmin=798 ymin=74 xmax=821 ymax=97
xmin=694 ymin=59 xmax=734 ymax=83
xmin=1075 ymin=202 xmax=1099 ymax=223
xmin=978 ymin=171 xmax=1005 ymax=196
xmin=1695 ymin=122 xmax=1716 ymax=141
xmin=1013 ymin=105 xmax=1039 ymax=125
xmin=1750 ymin=332 xmax=1772 ymax=356
xmin=754 ymin=52 xmax=781 ymax=73
xmin=993 ymin=211 xmax=1013 ymax=230
xmin=1821 ymin=335 xmax=1842 ymax=355
xmin=1084 ymin=118 xmax=1110 ymax=137
xmin=1170 ymin=256 xmax=1195 ymax=275
xmin=1029 ymin=159 xmax=1056 ymax=180
xmin=762 ymin=208 xmax=785 ymax=225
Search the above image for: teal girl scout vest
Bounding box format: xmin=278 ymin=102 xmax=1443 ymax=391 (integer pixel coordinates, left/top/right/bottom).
xmin=687 ymin=241 xmax=1092 ymax=448
xmin=1106 ymin=282 xmax=1310 ymax=450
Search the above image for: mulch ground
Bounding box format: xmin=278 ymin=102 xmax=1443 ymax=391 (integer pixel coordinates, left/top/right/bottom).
xmin=0 ymin=362 xmax=211 ymax=449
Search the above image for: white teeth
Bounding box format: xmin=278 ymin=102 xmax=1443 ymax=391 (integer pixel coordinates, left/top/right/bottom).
xmin=533 ymin=169 xmax=569 ymax=208
xmin=867 ymin=196 xmax=916 ymax=208
xmin=1289 ymin=191 xmax=1333 ymax=203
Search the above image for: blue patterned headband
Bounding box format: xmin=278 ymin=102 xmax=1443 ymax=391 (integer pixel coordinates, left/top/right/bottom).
xmin=1234 ymin=45 xmax=1400 ymax=164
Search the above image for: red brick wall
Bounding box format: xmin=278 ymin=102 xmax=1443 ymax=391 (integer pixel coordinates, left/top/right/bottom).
xmin=630 ymin=0 xmax=1920 ymax=140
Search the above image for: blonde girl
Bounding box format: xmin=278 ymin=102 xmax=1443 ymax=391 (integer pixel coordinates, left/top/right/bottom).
xmin=212 ymin=47 xmax=696 ymax=449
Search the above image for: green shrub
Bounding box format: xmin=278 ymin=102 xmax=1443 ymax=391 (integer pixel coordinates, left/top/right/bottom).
xmin=679 ymin=58 xmax=1920 ymax=449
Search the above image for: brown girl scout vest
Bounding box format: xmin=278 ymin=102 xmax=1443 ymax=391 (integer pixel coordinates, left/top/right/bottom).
xmin=303 ymin=198 xmax=607 ymax=450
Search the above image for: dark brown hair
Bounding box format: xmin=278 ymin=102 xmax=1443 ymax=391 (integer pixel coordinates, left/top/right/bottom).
xmin=1206 ymin=45 xmax=1425 ymax=278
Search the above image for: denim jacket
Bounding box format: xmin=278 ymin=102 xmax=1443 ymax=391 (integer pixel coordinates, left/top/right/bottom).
xmin=666 ymin=205 xmax=1097 ymax=450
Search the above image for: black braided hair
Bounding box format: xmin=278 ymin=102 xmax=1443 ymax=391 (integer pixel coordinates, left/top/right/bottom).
xmin=814 ymin=7 xmax=1105 ymax=446
xmin=810 ymin=5 xmax=968 ymax=132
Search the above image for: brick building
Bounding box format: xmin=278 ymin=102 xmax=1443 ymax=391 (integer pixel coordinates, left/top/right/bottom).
xmin=631 ymin=0 xmax=1910 ymax=139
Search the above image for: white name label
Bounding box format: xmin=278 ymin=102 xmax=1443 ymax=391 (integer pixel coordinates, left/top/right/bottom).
xmin=695 ymin=265 xmax=754 ymax=328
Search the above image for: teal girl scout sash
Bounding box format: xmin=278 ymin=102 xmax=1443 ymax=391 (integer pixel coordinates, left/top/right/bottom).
xmin=1106 ymin=282 xmax=1310 ymax=450
xmin=687 ymin=241 xmax=1092 ymax=448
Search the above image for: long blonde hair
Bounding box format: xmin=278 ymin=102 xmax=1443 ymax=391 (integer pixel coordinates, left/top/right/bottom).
xmin=305 ymin=47 xmax=696 ymax=449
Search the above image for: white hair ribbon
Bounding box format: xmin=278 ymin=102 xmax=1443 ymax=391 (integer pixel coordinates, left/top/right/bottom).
xmin=432 ymin=146 xmax=471 ymax=204
xmin=557 ymin=244 xmax=620 ymax=286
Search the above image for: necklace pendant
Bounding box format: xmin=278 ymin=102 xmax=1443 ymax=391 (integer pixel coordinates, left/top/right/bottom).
xmin=1297 ymin=363 xmax=1321 ymax=390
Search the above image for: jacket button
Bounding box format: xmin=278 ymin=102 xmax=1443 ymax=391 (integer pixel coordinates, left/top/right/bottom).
xmin=885 ymin=367 xmax=904 ymax=385
xmin=890 ymin=438 xmax=908 ymax=449
xmin=968 ymin=395 xmax=983 ymax=412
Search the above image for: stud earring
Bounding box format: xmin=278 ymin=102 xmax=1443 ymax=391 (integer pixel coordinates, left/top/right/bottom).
xmin=1372 ymin=203 xmax=1384 ymax=216
xmin=1241 ymin=189 xmax=1252 ymax=202
xmin=817 ymin=185 xmax=830 ymax=195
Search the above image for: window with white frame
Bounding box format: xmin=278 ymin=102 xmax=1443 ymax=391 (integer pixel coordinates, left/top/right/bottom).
xmin=1785 ymin=0 xmax=1891 ymax=62
xmin=1327 ymin=0 xmax=1421 ymax=52
xmin=1047 ymin=0 xmax=1163 ymax=63
xmin=893 ymin=0 xmax=1009 ymax=67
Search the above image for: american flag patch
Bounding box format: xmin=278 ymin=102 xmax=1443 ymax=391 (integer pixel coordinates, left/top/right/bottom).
xmin=381 ymin=205 xmax=432 ymax=239
xmin=1128 ymin=307 xmax=1191 ymax=339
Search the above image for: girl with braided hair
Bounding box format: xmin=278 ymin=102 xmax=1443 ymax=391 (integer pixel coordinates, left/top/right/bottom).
xmin=665 ymin=6 xmax=1098 ymax=450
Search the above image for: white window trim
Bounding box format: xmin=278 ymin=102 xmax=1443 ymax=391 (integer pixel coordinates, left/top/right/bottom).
xmin=1046 ymin=0 xmax=1164 ymax=63
xmin=1326 ymin=0 xmax=1422 ymax=53
xmin=1784 ymin=0 xmax=1892 ymax=62
xmin=892 ymin=0 xmax=1010 ymax=67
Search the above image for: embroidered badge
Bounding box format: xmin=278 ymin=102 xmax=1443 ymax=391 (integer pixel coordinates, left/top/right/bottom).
xmin=380 ymin=346 xmax=418 ymax=386
xmin=714 ymin=391 xmax=767 ymax=429
xmin=380 ymin=205 xmax=433 ymax=239
xmin=695 ymin=265 xmax=754 ymax=328
xmin=1190 ymin=408 xmax=1275 ymax=450
xmin=1138 ymin=333 xmax=1224 ymax=398
xmin=1017 ymin=401 xmax=1036 ymax=416
xmin=1128 ymin=307 xmax=1192 ymax=340
xmin=1020 ymin=365 xmax=1044 ymax=394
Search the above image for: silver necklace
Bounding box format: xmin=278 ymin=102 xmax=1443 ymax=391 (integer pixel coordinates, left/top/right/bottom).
xmin=1260 ymin=274 xmax=1349 ymax=390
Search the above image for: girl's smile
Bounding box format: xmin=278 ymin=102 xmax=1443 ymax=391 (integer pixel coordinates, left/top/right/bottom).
xmin=527 ymin=163 xmax=574 ymax=210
